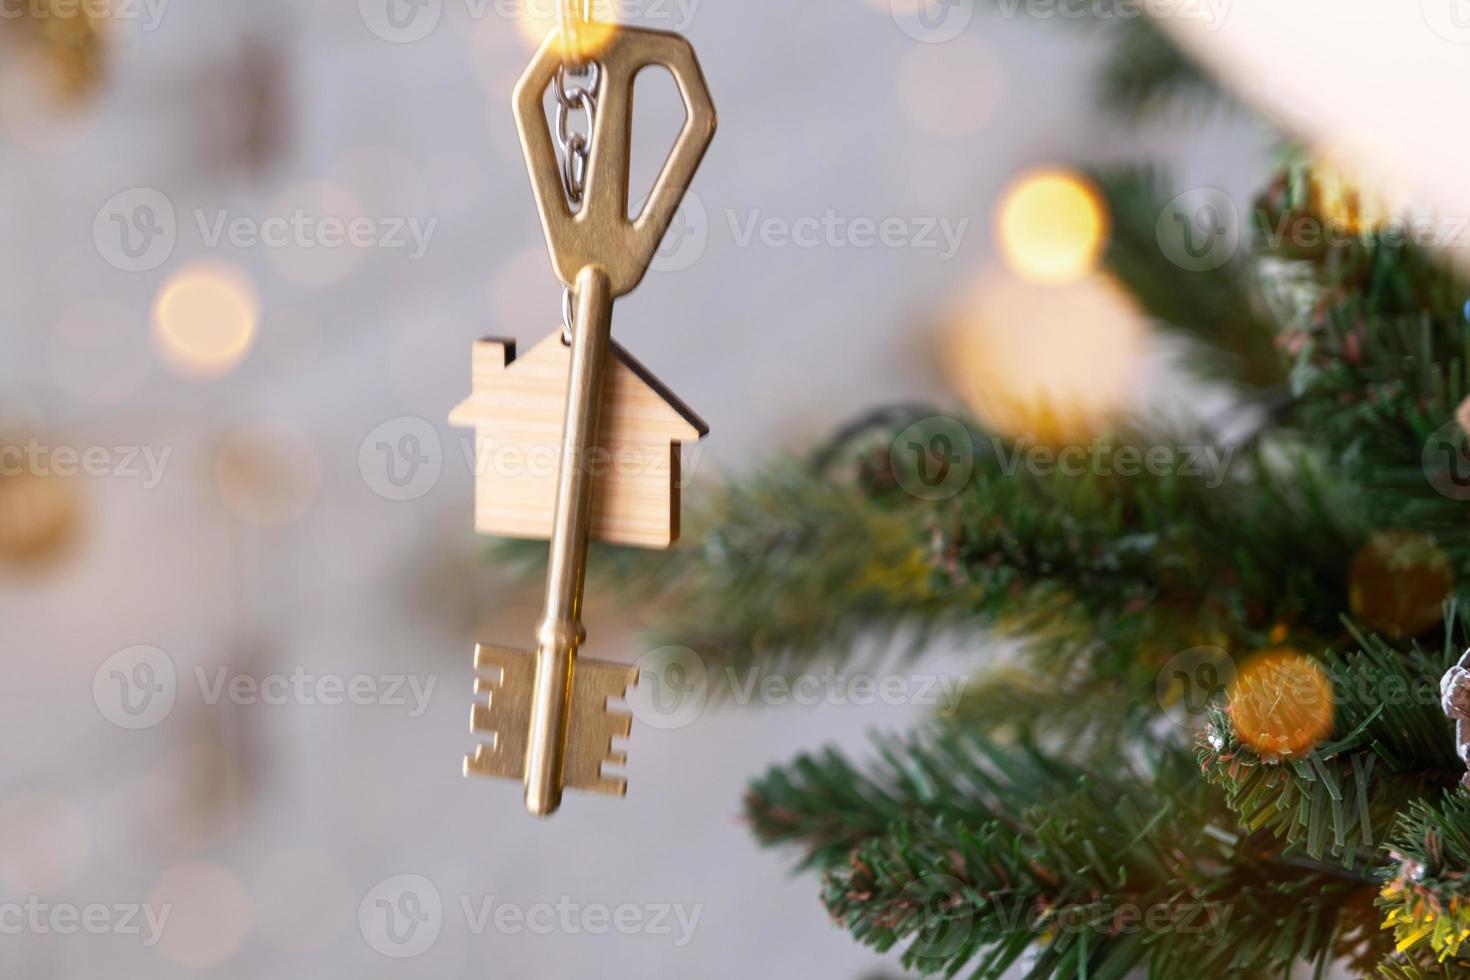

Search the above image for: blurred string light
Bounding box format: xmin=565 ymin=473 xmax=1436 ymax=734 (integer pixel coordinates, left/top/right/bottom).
xmin=1227 ymin=648 xmax=1335 ymax=760
xmin=152 ymin=261 xmax=260 ymax=380
xmin=149 ymin=861 xmax=251 ymax=969
xmin=0 ymin=0 xmax=106 ymax=100
xmin=49 ymin=300 xmax=151 ymax=405
xmin=898 ymin=38 xmax=1003 ymax=139
xmin=1309 ymin=145 xmax=1396 ymax=235
xmin=513 ymin=0 xmax=619 ymax=54
xmin=0 ymin=437 xmax=80 ymax=569
xmin=213 ymin=422 xmax=322 ymax=529
xmin=0 ymin=792 xmax=90 ymax=893
xmin=941 ymin=270 xmax=1145 ymax=444
xmin=996 ymin=168 xmax=1109 ymax=285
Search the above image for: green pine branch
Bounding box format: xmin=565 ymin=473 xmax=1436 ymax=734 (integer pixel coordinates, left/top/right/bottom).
xmin=748 ymin=731 xmax=1389 ymax=978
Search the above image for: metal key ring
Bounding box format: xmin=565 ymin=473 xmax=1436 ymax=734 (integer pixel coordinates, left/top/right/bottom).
xmin=552 ymin=61 xmax=599 ymax=108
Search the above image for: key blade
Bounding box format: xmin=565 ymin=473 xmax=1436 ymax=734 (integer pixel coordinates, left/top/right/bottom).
xmin=464 ymin=643 xmax=534 ymax=782
xmin=563 ymin=656 xmax=639 ymax=797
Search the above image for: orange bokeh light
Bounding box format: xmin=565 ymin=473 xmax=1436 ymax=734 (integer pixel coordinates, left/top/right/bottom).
xmin=1227 ymin=648 xmax=1335 ymax=760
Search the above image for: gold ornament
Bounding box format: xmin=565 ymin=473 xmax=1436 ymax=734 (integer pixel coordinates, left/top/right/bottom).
xmin=1349 ymin=531 xmax=1454 ymax=640
xmin=940 ymin=271 xmax=1145 ymax=444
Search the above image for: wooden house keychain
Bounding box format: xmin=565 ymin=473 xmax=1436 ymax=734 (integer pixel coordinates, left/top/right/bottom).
xmin=448 ymin=3 xmax=715 ymax=817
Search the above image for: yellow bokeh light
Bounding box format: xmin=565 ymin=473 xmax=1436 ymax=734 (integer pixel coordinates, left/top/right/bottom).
xmin=1311 ymin=146 xmax=1394 ymax=235
xmin=1348 ymin=531 xmax=1453 ymax=640
xmin=515 ymin=3 xmax=619 ymax=57
xmin=1227 ymin=649 xmax=1334 ymax=761
xmin=152 ymin=262 xmax=260 ymax=380
xmin=996 ymin=169 xmax=1109 ymax=286
xmin=941 ymin=270 xmax=1145 ymax=443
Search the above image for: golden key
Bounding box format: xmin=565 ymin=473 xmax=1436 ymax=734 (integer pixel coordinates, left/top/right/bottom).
xmin=455 ymin=23 xmax=716 ymax=817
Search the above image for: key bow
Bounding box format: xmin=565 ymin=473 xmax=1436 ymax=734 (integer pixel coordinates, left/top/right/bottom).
xmin=514 ymin=24 xmax=718 ymax=298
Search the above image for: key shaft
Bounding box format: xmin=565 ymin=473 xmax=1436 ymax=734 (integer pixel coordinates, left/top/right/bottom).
xmin=524 ymin=263 xmax=614 ymax=816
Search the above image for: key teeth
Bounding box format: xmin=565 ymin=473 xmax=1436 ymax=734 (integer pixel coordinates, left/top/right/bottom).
xmin=464 ymin=643 xmax=534 ymax=784
xmin=562 ymin=657 xmax=639 ymax=797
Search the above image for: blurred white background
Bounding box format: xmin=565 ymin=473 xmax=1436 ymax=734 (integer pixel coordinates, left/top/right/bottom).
xmin=0 ymin=0 xmax=1276 ymax=975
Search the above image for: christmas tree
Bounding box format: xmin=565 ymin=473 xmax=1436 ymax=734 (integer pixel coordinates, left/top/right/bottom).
xmin=500 ymin=15 xmax=1470 ymax=979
